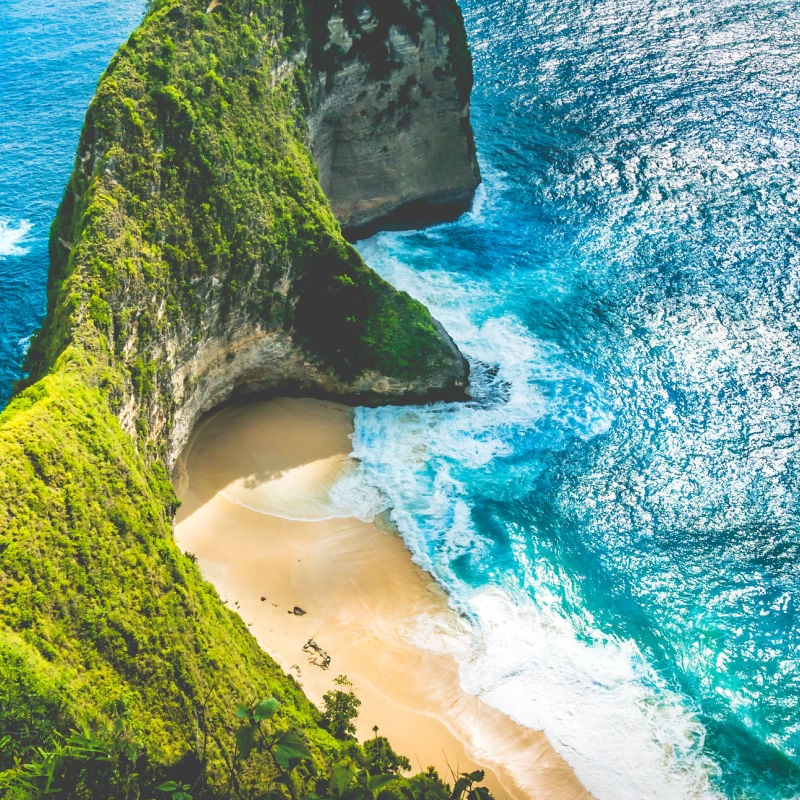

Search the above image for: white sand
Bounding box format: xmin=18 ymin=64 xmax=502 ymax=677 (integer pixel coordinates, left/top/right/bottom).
xmin=173 ymin=398 xmax=594 ymax=800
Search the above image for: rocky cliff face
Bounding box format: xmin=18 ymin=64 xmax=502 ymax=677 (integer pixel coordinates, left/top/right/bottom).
xmin=158 ymin=305 xmax=466 ymax=469
xmin=306 ymin=0 xmax=480 ymax=236
xmin=26 ymin=0 xmax=477 ymax=470
xmin=0 ymin=0 xmax=480 ymax=783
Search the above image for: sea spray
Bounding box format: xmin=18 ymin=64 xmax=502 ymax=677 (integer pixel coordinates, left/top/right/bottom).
xmin=0 ymin=219 xmax=32 ymax=258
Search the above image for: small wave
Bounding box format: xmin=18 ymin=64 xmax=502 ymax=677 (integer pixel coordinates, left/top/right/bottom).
xmin=0 ymin=219 xmax=33 ymax=258
xmin=16 ymin=335 xmax=32 ymax=360
xmin=456 ymin=586 xmax=725 ymax=800
xmin=17 ymin=334 xmax=32 ymax=349
xmin=326 ymin=465 xmax=390 ymax=522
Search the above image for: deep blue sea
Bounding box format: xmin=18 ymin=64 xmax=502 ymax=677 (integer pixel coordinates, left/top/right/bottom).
xmin=3 ymin=1 xmax=800 ymax=798
xmin=0 ymin=0 xmax=145 ymax=397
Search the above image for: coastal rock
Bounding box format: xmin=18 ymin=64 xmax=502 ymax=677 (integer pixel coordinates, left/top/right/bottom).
xmin=0 ymin=0 xmax=477 ymax=786
xmin=26 ymin=0 xmax=475 ymax=470
xmin=306 ymin=0 xmax=480 ymax=236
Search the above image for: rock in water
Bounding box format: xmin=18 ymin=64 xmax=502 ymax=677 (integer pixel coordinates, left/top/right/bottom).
xmin=306 ymin=0 xmax=481 ymax=237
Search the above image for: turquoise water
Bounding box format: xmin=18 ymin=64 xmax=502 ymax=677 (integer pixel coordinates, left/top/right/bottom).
xmin=354 ymin=1 xmax=800 ymax=798
xmin=0 ymin=0 xmax=144 ymax=398
xmin=3 ymin=1 xmax=800 ymax=798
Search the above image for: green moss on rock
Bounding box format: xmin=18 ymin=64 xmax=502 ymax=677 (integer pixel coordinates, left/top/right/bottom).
xmin=0 ymin=0 xmax=474 ymax=795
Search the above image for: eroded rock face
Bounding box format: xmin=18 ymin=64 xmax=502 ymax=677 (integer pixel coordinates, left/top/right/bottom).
xmin=306 ymin=0 xmax=480 ymax=236
xmin=153 ymin=312 xmax=467 ymax=470
xmin=28 ymin=0 xmax=476 ymax=472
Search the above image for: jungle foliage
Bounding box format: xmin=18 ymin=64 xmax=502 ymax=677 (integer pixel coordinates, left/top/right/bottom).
xmin=0 ymin=0 xmax=479 ymax=797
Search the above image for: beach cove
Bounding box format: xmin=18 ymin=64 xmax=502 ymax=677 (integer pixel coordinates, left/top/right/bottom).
xmin=173 ymin=397 xmax=593 ymax=800
xmin=3 ymin=0 xmax=799 ymax=795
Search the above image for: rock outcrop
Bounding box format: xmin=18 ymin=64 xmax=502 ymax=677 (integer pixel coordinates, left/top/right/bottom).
xmin=0 ymin=0 xmax=479 ymax=789
xmin=25 ymin=0 xmax=477 ymax=470
xmin=306 ymin=0 xmax=480 ymax=236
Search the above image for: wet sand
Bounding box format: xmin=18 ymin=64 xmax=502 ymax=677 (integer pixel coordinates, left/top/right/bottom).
xmin=173 ymin=398 xmax=593 ymax=800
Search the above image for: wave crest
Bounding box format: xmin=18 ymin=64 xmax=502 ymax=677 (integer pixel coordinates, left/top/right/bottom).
xmin=0 ymin=219 xmax=33 ymax=257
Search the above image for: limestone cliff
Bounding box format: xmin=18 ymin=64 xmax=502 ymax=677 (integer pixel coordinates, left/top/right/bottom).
xmin=306 ymin=0 xmax=480 ymax=236
xmin=25 ymin=0 xmax=475 ymax=470
xmin=0 ymin=0 xmax=479 ymax=792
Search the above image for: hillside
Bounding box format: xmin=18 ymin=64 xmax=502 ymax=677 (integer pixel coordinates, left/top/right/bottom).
xmin=0 ymin=1 xmax=481 ymax=797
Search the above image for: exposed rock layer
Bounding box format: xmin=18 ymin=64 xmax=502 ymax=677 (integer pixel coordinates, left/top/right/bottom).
xmin=161 ymin=314 xmax=466 ymax=468
xmin=307 ymin=0 xmax=480 ymax=236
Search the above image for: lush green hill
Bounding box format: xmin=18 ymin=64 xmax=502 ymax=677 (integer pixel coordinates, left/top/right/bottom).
xmin=0 ymin=0 xmax=481 ymax=797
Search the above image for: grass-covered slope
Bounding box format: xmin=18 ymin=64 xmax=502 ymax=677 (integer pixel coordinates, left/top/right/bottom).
xmin=26 ymin=0 xmax=468 ymax=464
xmin=0 ymin=0 xmax=476 ymax=796
xmin=0 ymin=367 xmax=347 ymax=796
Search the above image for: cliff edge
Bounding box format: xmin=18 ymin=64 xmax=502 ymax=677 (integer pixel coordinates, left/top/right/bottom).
xmin=0 ymin=0 xmax=479 ymax=795
xmin=25 ymin=0 xmax=476 ymax=470
xmin=307 ymin=0 xmax=480 ymax=236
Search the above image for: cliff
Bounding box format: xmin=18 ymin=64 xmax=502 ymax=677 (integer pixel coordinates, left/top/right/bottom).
xmin=0 ymin=0 xmax=478 ymax=796
xmin=306 ymin=1 xmax=480 ymax=236
xmin=25 ymin=0 xmax=475 ymax=470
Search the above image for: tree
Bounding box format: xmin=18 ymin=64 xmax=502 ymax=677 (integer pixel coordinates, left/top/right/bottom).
xmin=363 ymin=727 xmax=411 ymax=777
xmin=320 ymin=675 xmax=361 ymax=740
xmin=450 ymin=770 xmax=493 ymax=800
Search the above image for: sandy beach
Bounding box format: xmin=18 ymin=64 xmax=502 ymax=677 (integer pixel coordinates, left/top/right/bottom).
xmin=173 ymin=398 xmax=593 ymax=800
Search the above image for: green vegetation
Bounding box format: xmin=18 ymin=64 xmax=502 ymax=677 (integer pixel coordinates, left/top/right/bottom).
xmin=0 ymin=685 xmax=495 ymax=798
xmin=0 ymin=0 xmax=477 ymax=797
xmin=0 ymin=369 xmax=330 ymax=792
xmin=25 ymin=0 xmax=462 ymax=456
xmin=363 ymin=731 xmax=411 ymax=778
xmin=320 ymin=676 xmax=361 ymax=741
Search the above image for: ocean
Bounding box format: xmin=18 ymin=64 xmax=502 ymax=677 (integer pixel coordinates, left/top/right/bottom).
xmin=0 ymin=0 xmax=145 ymax=396
xmin=2 ymin=1 xmax=800 ymax=798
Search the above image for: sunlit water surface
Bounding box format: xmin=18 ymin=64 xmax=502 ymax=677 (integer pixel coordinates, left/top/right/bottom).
xmin=353 ymin=2 xmax=800 ymax=798
xmin=3 ymin=1 xmax=800 ymax=798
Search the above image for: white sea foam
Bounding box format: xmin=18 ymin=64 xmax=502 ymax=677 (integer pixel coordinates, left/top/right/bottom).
xmin=326 ymin=464 xmax=390 ymax=522
xmin=400 ymin=582 xmax=727 ymax=800
xmin=358 ymin=242 xmax=611 ymax=437
xmin=352 ymin=397 xmax=727 ymax=798
xmin=455 ymin=587 xmax=724 ymax=800
xmin=353 ymin=399 xmax=724 ymax=798
xmin=0 ymin=219 xmax=33 ymax=257
xmin=352 ymin=228 xmax=725 ymax=799
xmin=16 ymin=335 xmax=32 ymax=359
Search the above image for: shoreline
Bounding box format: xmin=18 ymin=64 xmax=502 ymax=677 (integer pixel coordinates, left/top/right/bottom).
xmin=173 ymin=397 xmax=593 ymax=800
